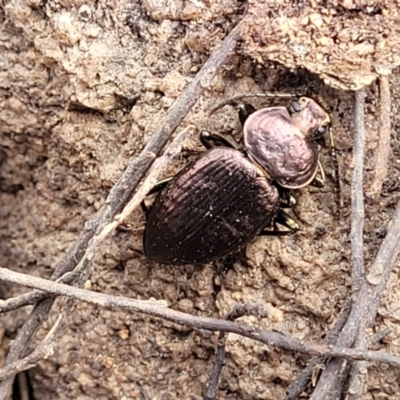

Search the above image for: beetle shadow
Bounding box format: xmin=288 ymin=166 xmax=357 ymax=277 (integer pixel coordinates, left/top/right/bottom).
xmin=212 ymin=248 xmax=254 ymax=274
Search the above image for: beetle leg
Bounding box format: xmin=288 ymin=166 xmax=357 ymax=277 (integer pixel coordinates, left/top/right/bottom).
xmin=200 ymin=130 xmax=237 ymax=149
xmin=237 ymin=102 xmax=257 ymax=126
xmin=260 ymin=209 xmax=299 ymax=236
xmin=277 ymin=187 xmax=297 ymax=208
xmin=310 ymin=161 xmax=326 ymax=187
xmin=141 ymin=177 xmax=173 ymax=215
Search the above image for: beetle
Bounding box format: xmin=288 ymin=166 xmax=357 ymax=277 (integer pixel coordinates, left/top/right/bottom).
xmin=143 ymin=96 xmax=331 ymax=265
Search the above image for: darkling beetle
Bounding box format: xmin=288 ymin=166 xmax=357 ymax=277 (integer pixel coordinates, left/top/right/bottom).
xmin=143 ymin=96 xmax=331 ymax=265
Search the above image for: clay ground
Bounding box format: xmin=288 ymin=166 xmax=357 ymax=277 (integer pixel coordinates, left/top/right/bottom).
xmin=1 ymin=1 xmax=400 ymax=399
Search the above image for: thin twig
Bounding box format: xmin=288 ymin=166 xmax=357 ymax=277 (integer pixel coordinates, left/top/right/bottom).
xmin=369 ymin=328 xmax=392 ymax=347
xmin=13 ymin=371 xmax=32 ymax=400
xmin=367 ymin=76 xmax=392 ymax=199
xmin=346 ymin=86 xmax=367 ymax=400
xmin=347 ymin=318 xmax=367 ymax=400
xmin=1 ymin=268 xmax=400 ymax=378
xmin=350 ymin=88 xmax=366 ymax=294
xmin=205 ymin=303 xmax=269 ymax=400
xmin=0 ymin=24 xmax=242 ymax=400
xmin=310 ymin=88 xmax=367 ymax=400
xmin=205 ymin=333 xmax=226 ymax=400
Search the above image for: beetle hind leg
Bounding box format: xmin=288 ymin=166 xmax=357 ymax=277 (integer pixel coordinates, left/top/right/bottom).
xmin=200 ymin=130 xmax=237 ymax=149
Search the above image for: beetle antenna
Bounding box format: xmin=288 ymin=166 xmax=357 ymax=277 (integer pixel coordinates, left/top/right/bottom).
xmin=207 ymin=92 xmax=298 ymax=116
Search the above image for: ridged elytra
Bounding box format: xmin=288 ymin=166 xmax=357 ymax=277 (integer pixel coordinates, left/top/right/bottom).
xmin=143 ymin=147 xmax=280 ymax=265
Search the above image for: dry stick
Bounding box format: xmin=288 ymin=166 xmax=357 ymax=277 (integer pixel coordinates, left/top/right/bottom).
xmin=310 ymin=88 xmax=367 ymax=400
xmin=347 ymin=319 xmax=367 ymax=400
xmin=350 ymin=88 xmax=366 ymax=294
xmin=369 ymin=328 xmax=392 ymax=346
xmin=285 ymin=91 xmax=364 ymax=400
xmin=0 ymin=24 xmax=242 ymax=399
xmin=310 ymin=95 xmax=400 ymax=400
xmin=346 ymin=85 xmax=368 ymax=400
xmin=2 ymin=268 xmax=400 ymax=382
xmin=367 ymin=76 xmax=391 ymax=199
xmin=205 ymin=303 xmax=269 ymax=400
xmin=205 ymin=333 xmax=226 ymax=400
xmin=284 ymin=300 xmax=351 ymax=400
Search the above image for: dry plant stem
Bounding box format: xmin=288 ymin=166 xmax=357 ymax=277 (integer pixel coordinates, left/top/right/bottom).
xmin=368 ymin=76 xmax=391 ymax=199
xmin=347 ymin=319 xmax=367 ymax=400
xmin=1 ymin=265 xmax=95 ymax=383
xmin=205 ymin=303 xmax=269 ymax=400
xmin=346 ymin=87 xmax=367 ymax=400
xmin=365 ymin=205 xmax=400 ymax=324
xmin=310 ymin=88 xmax=367 ymax=400
xmin=284 ymin=300 xmax=351 ymax=400
xmin=14 ymin=372 xmax=30 ymax=400
xmin=369 ymin=328 xmax=392 ymax=346
xmin=2 ymin=268 xmax=400 ymax=381
xmin=205 ymin=332 xmax=226 ymax=400
xmin=310 ymin=95 xmax=400 ymax=399
xmin=350 ymin=88 xmax=366 ymax=294
xmin=0 ymin=24 xmax=242 ymax=400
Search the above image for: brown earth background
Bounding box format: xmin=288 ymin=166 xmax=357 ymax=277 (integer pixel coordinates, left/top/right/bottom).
xmin=1 ymin=0 xmax=400 ymax=399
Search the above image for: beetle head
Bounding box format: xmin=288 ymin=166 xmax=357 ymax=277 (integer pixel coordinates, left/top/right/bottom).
xmin=290 ymin=97 xmax=331 ymax=138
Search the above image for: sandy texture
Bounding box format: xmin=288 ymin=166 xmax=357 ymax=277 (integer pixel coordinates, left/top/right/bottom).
xmin=1 ymin=1 xmax=400 ymax=399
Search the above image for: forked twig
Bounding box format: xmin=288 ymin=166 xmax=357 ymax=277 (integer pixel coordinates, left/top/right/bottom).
xmin=284 ymin=300 xmax=351 ymax=399
xmin=310 ymin=88 xmax=400 ymax=399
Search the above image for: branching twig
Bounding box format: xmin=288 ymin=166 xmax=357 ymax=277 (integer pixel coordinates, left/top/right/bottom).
xmin=284 ymin=300 xmax=351 ymax=400
xmin=310 ymin=90 xmax=400 ymax=399
xmin=367 ymin=76 xmax=392 ymax=199
xmin=1 ymin=268 xmax=400 ymax=380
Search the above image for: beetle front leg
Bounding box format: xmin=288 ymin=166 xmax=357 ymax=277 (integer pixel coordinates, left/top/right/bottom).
xmin=277 ymin=187 xmax=297 ymax=208
xmin=200 ymin=130 xmax=237 ymax=149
